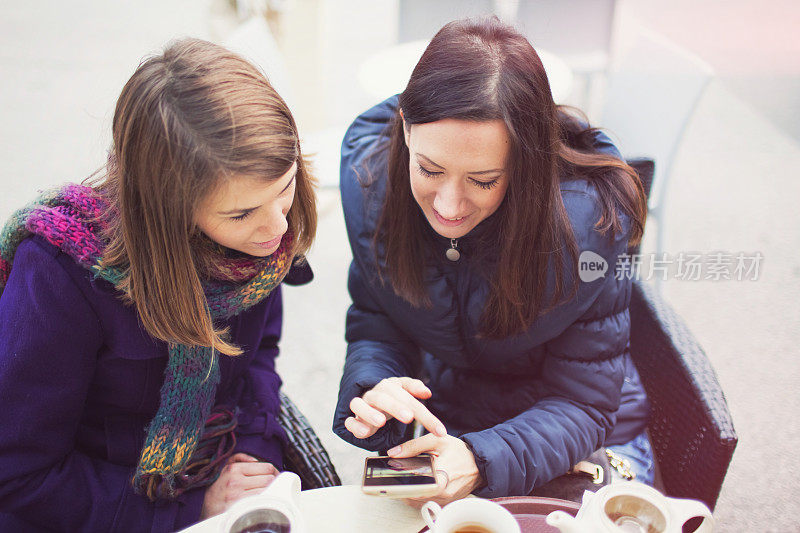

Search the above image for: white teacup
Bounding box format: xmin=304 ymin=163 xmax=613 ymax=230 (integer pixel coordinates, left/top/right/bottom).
xmin=221 ymin=472 xmax=305 ymax=533
xmin=421 ymin=498 xmax=521 ymax=533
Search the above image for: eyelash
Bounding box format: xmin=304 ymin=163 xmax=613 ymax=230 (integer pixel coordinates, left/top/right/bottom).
xmin=472 ymin=179 xmax=498 ymax=190
xmin=229 ymin=176 xmax=295 ymax=221
xmin=417 ymin=164 xmax=440 ymax=178
xmin=417 ymin=165 xmax=499 ymax=190
xmin=231 ymin=211 xmax=252 ymax=221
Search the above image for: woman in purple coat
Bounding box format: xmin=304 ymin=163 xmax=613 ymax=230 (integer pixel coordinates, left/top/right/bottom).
xmin=0 ymin=39 xmax=316 ymax=532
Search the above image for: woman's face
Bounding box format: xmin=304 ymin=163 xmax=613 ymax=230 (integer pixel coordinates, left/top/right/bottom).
xmin=195 ymin=162 xmax=297 ymax=257
xmin=404 ymin=117 xmax=510 ymax=240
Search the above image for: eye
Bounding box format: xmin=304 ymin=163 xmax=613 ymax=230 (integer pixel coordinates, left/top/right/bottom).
xmin=417 ymin=164 xmax=442 ymax=178
xmin=470 ymin=178 xmax=499 ymax=190
xmin=230 ymin=211 xmax=253 ymax=221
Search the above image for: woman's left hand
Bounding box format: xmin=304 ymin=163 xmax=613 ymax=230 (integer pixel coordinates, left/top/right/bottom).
xmin=387 ymin=434 xmax=484 ymax=508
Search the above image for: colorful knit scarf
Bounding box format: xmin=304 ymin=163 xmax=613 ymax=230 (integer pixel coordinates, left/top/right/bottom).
xmin=0 ymin=184 xmax=295 ymax=500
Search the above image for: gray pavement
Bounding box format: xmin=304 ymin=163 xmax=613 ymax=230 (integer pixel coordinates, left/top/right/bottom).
xmin=1 ymin=1 xmax=799 ymax=531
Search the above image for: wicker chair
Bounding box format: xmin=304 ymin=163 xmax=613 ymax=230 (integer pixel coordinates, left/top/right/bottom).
xmin=277 ymin=392 xmax=342 ymax=490
xmin=629 ymin=274 xmax=737 ymax=511
xmin=624 ymin=157 xmax=736 ymax=510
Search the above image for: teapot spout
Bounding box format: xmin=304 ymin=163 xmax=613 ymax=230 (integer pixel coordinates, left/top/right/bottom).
xmin=545 ymin=510 xmax=582 ymax=533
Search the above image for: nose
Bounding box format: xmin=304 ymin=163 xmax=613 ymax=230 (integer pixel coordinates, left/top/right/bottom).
xmin=432 ymin=179 xmax=466 ymax=218
xmin=259 ymin=204 xmax=288 ymax=238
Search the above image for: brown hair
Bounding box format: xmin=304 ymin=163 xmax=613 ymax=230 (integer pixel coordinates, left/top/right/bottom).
xmin=376 ymin=17 xmax=646 ymax=338
xmin=93 ymin=38 xmax=316 ymax=356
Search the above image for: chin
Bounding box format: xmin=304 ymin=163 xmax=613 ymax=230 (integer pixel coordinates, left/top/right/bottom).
xmin=430 ymin=223 xmax=470 ymax=240
xmin=436 ymin=230 xmax=464 ymax=239
xmin=227 ymin=244 xmax=269 ymax=258
xmin=250 ymin=248 xmax=277 ymax=257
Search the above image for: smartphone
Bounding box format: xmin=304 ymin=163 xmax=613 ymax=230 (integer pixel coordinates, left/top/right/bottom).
xmin=361 ymin=453 xmax=440 ymax=497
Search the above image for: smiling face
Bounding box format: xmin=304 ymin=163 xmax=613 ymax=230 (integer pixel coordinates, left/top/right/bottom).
xmin=194 ymin=161 xmax=297 ymax=257
xmin=404 ymin=117 xmax=511 ymax=240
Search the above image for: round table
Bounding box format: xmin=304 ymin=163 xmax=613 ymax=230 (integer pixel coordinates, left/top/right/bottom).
xmin=297 ymin=485 xmax=426 ymax=532
xmin=179 ymin=485 xmax=582 ymax=532
xmin=357 ymin=39 xmax=574 ymax=103
xmin=178 ymin=485 xmax=427 ymax=532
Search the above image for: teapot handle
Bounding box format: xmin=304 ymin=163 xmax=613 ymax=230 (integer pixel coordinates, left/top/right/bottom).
xmin=421 ymin=501 xmax=442 ymax=530
xmin=670 ymin=497 xmax=715 ymax=532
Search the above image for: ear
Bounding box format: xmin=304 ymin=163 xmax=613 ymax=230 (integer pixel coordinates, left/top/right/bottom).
xmin=399 ymin=108 xmax=410 ymax=148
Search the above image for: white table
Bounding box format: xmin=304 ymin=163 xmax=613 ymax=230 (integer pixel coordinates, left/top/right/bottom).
xmin=180 ymin=485 xmax=427 ymax=533
xmin=297 ymin=485 xmax=427 ymax=532
xmin=357 ymin=39 xmax=574 ymax=104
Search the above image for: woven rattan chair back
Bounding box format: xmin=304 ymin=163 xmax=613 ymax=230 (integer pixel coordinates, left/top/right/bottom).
xmin=278 ymin=392 xmax=342 ymax=490
xmin=630 ymin=280 xmax=737 ymax=510
xmin=625 ymin=157 xmax=736 ymax=509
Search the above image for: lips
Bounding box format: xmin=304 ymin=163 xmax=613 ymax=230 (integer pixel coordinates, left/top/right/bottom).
xmin=433 ymin=209 xmax=468 ymax=227
xmin=254 ymin=235 xmax=282 ymax=250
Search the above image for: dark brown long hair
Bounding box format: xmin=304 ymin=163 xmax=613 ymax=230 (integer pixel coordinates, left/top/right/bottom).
xmin=93 ymin=38 xmax=316 ymax=356
xmin=376 ymin=17 xmax=646 ymax=339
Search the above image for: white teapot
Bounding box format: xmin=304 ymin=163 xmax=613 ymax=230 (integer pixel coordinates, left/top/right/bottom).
xmin=546 ymin=482 xmax=714 ymax=533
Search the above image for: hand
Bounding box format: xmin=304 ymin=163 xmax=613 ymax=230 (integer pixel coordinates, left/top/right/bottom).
xmin=200 ymin=453 xmax=279 ymax=519
xmin=387 ymin=434 xmax=484 ymax=508
xmin=344 ymin=377 xmax=447 ymax=440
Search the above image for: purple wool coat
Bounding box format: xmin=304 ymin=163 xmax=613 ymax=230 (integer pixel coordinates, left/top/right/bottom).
xmin=0 ymin=235 xmax=310 ymax=532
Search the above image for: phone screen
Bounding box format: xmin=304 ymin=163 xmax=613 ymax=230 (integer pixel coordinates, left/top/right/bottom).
xmin=363 ymin=455 xmax=436 ymax=486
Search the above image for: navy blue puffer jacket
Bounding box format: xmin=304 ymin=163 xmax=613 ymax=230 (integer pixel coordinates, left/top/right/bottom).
xmin=333 ymin=96 xmax=649 ymax=497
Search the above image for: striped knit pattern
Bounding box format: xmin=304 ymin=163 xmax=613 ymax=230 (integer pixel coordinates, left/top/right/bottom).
xmin=0 ymin=184 xmax=124 ymax=290
xmin=0 ymin=184 xmax=294 ymax=499
xmin=135 ymin=344 xmax=220 ymax=478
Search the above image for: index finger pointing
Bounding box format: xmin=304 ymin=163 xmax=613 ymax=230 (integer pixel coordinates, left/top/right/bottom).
xmin=401 ymin=393 xmax=446 ymax=437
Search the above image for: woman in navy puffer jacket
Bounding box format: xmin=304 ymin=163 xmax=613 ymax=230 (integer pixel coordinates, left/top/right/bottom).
xmin=333 ymin=18 xmax=651 ymax=503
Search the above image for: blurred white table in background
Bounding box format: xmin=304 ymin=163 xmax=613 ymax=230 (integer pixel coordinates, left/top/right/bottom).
xmin=358 ymin=39 xmax=574 ymax=104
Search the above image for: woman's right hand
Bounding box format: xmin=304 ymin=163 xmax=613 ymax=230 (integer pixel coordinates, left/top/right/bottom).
xmin=200 ymin=453 xmax=279 ymax=519
xmin=344 ymin=377 xmax=447 ymax=439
